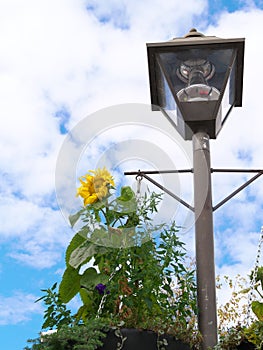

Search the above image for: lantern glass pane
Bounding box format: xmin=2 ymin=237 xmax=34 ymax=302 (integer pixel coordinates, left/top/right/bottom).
xmin=156 ymin=58 xmax=178 ymax=126
xmin=221 ymin=57 xmax=236 ymax=119
xmin=157 ymin=48 xmax=235 ymax=96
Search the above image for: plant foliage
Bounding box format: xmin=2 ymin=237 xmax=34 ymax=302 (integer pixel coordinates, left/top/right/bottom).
xmin=26 ymin=168 xmax=200 ymax=349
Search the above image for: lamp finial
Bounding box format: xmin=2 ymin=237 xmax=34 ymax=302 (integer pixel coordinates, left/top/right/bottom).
xmin=184 ymin=28 xmax=205 ymax=38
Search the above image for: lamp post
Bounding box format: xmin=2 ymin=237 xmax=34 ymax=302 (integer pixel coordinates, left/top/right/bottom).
xmin=146 ymin=29 xmax=245 ymax=349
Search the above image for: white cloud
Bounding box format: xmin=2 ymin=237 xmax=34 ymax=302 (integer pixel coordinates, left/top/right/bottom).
xmin=0 ymin=292 xmax=43 ymax=325
xmin=0 ymin=194 xmax=72 ymax=268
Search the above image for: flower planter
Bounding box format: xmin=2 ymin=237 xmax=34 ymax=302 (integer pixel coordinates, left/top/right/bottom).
xmin=98 ymin=329 xmax=258 ymax=350
xmin=98 ymin=328 xmax=191 ymax=350
xmin=237 ymin=340 xmax=257 ymax=349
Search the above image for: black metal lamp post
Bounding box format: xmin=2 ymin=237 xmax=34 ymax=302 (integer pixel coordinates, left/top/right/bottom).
xmin=146 ymin=29 xmax=245 ymax=349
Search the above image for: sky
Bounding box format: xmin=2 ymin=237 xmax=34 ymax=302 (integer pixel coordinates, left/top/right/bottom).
xmin=1 ymin=0 xmax=263 ymax=348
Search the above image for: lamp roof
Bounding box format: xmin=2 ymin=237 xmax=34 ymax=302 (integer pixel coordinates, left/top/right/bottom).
xmin=147 ymin=28 xmax=244 ymax=48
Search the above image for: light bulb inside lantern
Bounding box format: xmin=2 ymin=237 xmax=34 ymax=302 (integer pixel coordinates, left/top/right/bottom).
xmin=177 ymin=59 xmax=220 ymax=102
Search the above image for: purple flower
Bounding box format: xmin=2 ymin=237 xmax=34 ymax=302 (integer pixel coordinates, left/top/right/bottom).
xmin=95 ymin=283 xmax=109 ymax=295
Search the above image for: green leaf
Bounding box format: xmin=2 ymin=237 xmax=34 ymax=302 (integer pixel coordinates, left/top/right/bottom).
xmin=162 ymin=284 xmax=173 ymax=295
xmin=145 ymin=297 xmax=153 ymax=309
xmin=80 ymin=267 xmax=98 ymax=287
xmin=80 ymin=267 xmax=108 ymax=289
xmin=117 ymin=186 xmax=135 ymax=201
xmin=69 ymin=210 xmax=83 ymax=227
xmin=240 ymin=287 xmax=251 ymax=294
xmin=252 ymin=301 xmax=263 ymax=321
xmin=256 ymin=266 xmax=263 ymax=289
xmin=69 ymin=238 xmax=109 ymax=269
xmin=74 ymin=304 xmax=90 ymax=323
xmin=59 ymin=266 xmax=81 ymax=303
xmin=92 ymin=199 xmax=107 ymax=210
xmin=65 ymin=233 xmax=86 ymax=267
xmin=90 ymin=228 xmax=111 ymax=246
xmin=104 ymin=209 xmax=116 ymax=225
xmin=50 ymin=282 xmax=57 ymax=291
xmin=79 ymin=288 xmax=93 ymax=306
xmin=69 ymin=242 xmax=97 ymax=269
xmin=114 ymin=187 xmax=137 ymax=215
xmin=123 ymin=212 xmax=140 ymax=228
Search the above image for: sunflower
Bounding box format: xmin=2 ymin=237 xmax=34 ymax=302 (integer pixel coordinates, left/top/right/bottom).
xmin=77 ymin=167 xmax=115 ymax=206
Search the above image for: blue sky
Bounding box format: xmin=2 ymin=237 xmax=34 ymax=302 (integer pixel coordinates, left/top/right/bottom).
xmin=1 ymin=0 xmax=263 ymax=349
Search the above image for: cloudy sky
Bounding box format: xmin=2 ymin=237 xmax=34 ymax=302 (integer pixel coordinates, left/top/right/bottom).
xmin=1 ymin=0 xmax=263 ymax=348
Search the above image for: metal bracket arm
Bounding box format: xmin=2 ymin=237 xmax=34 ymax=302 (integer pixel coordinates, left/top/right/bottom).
xmin=124 ymin=169 xmax=194 ymax=211
xmin=212 ymin=169 xmax=263 ymax=211
xmin=124 ymin=168 xmax=263 ymax=212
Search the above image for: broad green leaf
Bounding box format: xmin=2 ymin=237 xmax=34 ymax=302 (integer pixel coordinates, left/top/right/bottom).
xmin=117 ymin=186 xmax=135 ymax=201
xmin=80 ymin=267 xmax=97 ymax=287
xmin=76 ymin=225 xmax=90 ymax=239
xmin=59 ymin=266 xmax=81 ymax=303
xmin=69 ymin=242 xmax=98 ymax=269
xmin=65 ymin=233 xmax=86 ymax=267
xmin=114 ymin=186 xmax=137 ymax=214
xmin=79 ymin=288 xmax=93 ymax=306
xmin=70 ymin=241 xmax=109 ymax=268
xmin=89 ymin=228 xmax=111 ymax=246
xmin=92 ymin=198 xmax=107 ymax=210
xmin=252 ymin=301 xmax=263 ymax=321
xmin=80 ymin=267 xmax=108 ymax=289
xmin=69 ymin=210 xmax=83 ymax=227
xmin=74 ymin=304 xmax=90 ymax=323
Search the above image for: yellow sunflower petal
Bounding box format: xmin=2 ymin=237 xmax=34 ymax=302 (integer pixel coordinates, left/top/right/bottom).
xmin=77 ymin=167 xmax=115 ymax=206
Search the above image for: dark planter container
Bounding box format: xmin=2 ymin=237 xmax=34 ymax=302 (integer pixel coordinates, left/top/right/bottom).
xmin=98 ymin=328 xmax=191 ymax=350
xmin=98 ymin=329 xmax=259 ymax=350
xmin=237 ymin=340 xmax=258 ymax=349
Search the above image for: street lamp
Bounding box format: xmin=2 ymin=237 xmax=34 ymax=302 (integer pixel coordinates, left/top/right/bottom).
xmin=147 ymin=29 xmax=245 ymax=349
xmin=147 ymin=28 xmax=245 ymax=140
